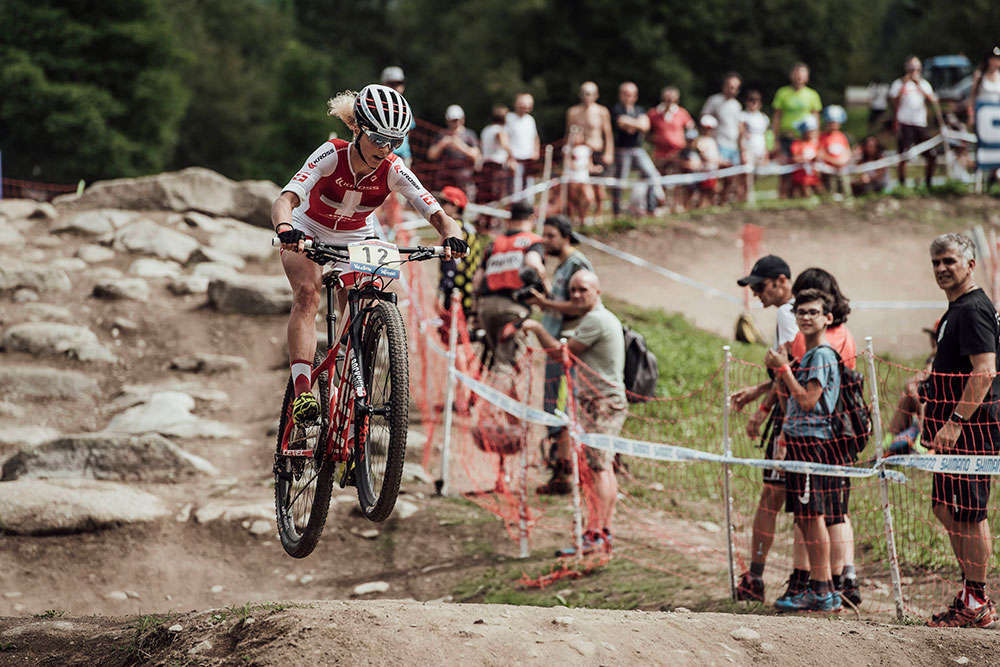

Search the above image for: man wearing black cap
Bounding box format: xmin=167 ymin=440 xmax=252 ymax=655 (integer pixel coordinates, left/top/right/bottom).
xmin=729 ymin=254 xmax=798 ymax=602
xmin=525 ymin=215 xmax=594 ymax=493
xmin=475 ymin=200 xmax=546 ymax=370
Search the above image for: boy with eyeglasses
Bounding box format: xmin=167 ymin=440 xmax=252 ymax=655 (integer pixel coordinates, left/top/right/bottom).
xmin=765 ymin=288 xmax=843 ymax=612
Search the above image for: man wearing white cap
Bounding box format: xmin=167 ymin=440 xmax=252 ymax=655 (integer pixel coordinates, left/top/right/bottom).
xmin=428 ymin=104 xmax=481 ymax=196
xmin=380 ymin=66 xmax=416 ymax=165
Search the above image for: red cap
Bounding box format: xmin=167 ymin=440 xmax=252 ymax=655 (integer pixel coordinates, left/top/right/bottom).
xmin=439 ymin=186 xmax=468 ymax=210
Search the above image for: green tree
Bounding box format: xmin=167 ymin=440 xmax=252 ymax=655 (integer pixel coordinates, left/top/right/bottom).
xmin=0 ymin=0 xmax=187 ymax=182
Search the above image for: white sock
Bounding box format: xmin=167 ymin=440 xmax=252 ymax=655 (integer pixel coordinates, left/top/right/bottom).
xmin=291 ymin=361 xmax=312 ymax=395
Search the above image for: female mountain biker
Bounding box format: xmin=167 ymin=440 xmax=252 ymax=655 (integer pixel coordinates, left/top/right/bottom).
xmin=271 ymin=84 xmax=467 ymax=426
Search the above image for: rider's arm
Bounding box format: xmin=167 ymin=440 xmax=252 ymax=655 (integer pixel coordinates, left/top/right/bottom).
xmin=271 ymin=191 xmax=299 ymax=230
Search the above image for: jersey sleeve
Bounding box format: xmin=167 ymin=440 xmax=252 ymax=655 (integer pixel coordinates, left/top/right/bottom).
xmin=957 ymin=304 xmax=1000 ymax=358
xmin=282 ymin=142 xmax=340 ymax=203
xmin=387 ymin=159 xmax=443 ymax=221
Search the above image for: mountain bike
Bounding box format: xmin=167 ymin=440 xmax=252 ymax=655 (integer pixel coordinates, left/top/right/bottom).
xmin=272 ymin=237 xmax=444 ymax=558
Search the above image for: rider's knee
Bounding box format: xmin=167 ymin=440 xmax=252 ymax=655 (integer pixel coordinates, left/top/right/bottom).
xmin=291 ymin=283 xmax=320 ymax=312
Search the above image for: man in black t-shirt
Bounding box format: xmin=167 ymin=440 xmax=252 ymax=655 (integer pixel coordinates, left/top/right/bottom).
xmin=610 ymin=82 xmax=666 ymax=216
xmin=923 ymin=233 xmax=1000 ymax=629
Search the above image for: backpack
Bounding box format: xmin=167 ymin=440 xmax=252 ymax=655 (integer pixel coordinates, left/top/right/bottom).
xmin=623 ymin=325 xmax=659 ymax=402
xmin=819 ymin=346 xmax=872 ymax=462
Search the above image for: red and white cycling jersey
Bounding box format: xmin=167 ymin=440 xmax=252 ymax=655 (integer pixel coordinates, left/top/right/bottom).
xmin=282 ymin=138 xmax=442 ymax=231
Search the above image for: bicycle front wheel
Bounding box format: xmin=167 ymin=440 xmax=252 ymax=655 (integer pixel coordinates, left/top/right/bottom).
xmin=274 ymin=350 xmax=334 ymax=558
xmin=355 ymin=300 xmax=409 ymax=521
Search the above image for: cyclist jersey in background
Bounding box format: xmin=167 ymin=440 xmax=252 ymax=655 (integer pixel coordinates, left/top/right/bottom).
xmin=282 ymin=138 xmax=442 ymax=231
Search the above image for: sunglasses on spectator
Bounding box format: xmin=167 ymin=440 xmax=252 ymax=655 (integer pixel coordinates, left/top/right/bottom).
xmin=794 ymin=308 xmax=825 ymax=318
xmin=364 ymin=130 xmax=403 ymax=150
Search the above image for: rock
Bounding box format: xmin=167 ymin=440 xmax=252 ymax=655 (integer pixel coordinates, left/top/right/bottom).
xmin=0 ymin=367 xmax=98 ymax=399
xmin=210 ymin=585 xmax=224 ymax=593
xmin=350 ymin=527 xmax=380 ymax=539
xmin=52 ymin=211 xmax=114 ymax=236
xmin=49 ymin=258 xmax=88 ymax=272
xmin=0 ymin=199 xmax=51 ymax=221
xmin=76 ymin=244 xmax=116 ymax=264
xmin=114 ymin=219 xmax=199 ymax=263
xmin=168 ymin=624 xmax=183 ymax=633
xmin=193 ymin=502 xmax=272 ymax=524
xmin=111 ymin=317 xmax=139 ymax=333
xmin=207 ymin=275 xmax=292 ymax=315
xmin=90 ymin=267 xmax=124 ymax=281
xmin=299 ymin=575 xmax=314 ymax=584
xmin=209 ymin=226 xmax=275 ymax=263
xmin=31 ymin=236 xmax=63 ymax=248
xmin=12 ymin=288 xmax=38 ymax=303
xmin=0 ymin=479 xmax=168 ymax=534
xmin=129 ymin=258 xmax=182 ymax=279
xmin=3 ymin=592 xmax=22 ymax=599
xmin=402 ymin=462 xmax=434 ymax=484
xmin=674 ymin=607 xmax=691 ymax=613
xmin=187 ymin=246 xmax=247 ymax=270
xmin=730 ymin=627 xmax=760 ymax=641
xmin=105 ymin=391 xmax=236 ymax=439
xmin=169 ymin=353 xmax=249 ymax=374
xmin=0 ymin=425 xmax=61 ymax=449
xmin=191 ymin=262 xmax=239 ymax=281
xmin=954 ymin=657 xmax=970 ymax=665
xmin=105 ymin=591 xmax=129 ymax=601
xmin=552 ymin=616 xmax=574 ymax=627
xmin=168 ymin=276 xmax=210 ymax=295
xmin=1 ymin=432 xmax=217 ymax=482
xmin=60 ymin=167 xmax=279 ymax=226
xmin=0 ymin=262 xmax=72 ymax=293
xmin=352 ymin=581 xmax=389 ymax=596
xmin=183 ymin=211 xmax=227 ymax=233
xmin=20 ymin=303 xmax=73 ymax=322
xmin=92 ymin=278 xmax=151 ymax=301
xmin=394 ymin=499 xmax=419 ymax=519
xmin=108 ymin=382 xmax=229 ymax=412
xmin=1 ymin=322 xmax=116 ymax=362
xmin=568 ymin=639 xmax=597 ymax=657
xmin=0 ymin=226 xmax=25 ymax=246
xmin=189 ymin=640 xmax=213 ymax=655
xmin=696 ymin=521 xmax=721 ymax=533
xmin=248 ymin=520 xmax=271 ymax=535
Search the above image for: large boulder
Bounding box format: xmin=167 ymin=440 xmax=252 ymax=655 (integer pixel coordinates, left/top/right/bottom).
xmin=92 ymin=277 xmax=151 ymax=301
xmin=0 ymin=425 xmax=61 ymax=449
xmin=208 ymin=225 xmax=275 ymax=263
xmin=129 ymin=258 xmax=182 ymax=279
xmin=1 ymin=322 xmax=116 ymax=362
xmin=0 ymin=367 xmax=99 ymax=399
xmin=114 ymin=219 xmax=200 ymax=263
xmin=54 ymin=167 xmax=279 ymax=227
xmin=105 ymin=391 xmax=237 ymax=438
xmin=0 ymin=479 xmax=168 ymax=534
xmin=0 ymin=262 xmax=72 ymax=293
xmin=51 ymin=211 xmax=114 ymax=236
xmin=0 ymin=199 xmax=56 ymax=222
xmin=1 ymin=432 xmax=217 ymax=482
xmin=207 ymin=275 xmax=292 ymax=315
xmin=76 ymin=244 xmax=116 ymax=264
xmin=169 ymin=353 xmax=249 ymax=373
xmin=0 ymin=226 xmax=24 ymax=246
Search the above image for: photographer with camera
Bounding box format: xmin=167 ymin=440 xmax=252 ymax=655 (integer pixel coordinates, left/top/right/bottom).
xmin=475 ymin=200 xmax=546 ymax=372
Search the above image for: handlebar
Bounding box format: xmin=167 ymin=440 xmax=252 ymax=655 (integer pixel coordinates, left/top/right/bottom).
xmin=271 ymin=237 xmax=446 ymax=257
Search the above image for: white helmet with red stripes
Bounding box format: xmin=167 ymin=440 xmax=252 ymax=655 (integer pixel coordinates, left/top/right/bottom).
xmin=353 ymin=84 xmax=413 ymax=140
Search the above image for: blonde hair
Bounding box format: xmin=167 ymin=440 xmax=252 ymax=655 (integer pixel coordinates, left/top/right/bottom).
xmin=327 ymin=90 xmax=359 ymax=133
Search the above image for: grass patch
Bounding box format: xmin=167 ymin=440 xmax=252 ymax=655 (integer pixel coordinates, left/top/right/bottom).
xmin=33 ymin=609 xmax=67 ymax=619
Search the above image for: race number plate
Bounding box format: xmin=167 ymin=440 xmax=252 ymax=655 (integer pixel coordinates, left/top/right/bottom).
xmin=348 ymin=239 xmax=401 ymax=279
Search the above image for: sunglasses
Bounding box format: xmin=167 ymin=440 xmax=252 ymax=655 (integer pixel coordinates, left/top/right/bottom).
xmin=364 ymin=130 xmax=404 ymax=150
xmin=794 ymin=308 xmax=824 ymax=318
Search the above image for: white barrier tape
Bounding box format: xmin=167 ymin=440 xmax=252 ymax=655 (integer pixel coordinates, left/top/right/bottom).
xmin=574 ymin=232 xmax=742 ymax=305
xmin=852 ymin=300 xmax=946 ymax=310
xmin=452 ymin=368 xmax=570 ymax=427
xmin=881 ymin=454 xmax=1000 ymax=475
xmin=943 ymin=127 xmax=978 ymax=145
xmin=579 ymin=433 xmax=907 ymax=482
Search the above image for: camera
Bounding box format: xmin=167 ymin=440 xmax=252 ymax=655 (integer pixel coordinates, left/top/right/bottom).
xmin=512 ymin=266 xmax=546 ymax=305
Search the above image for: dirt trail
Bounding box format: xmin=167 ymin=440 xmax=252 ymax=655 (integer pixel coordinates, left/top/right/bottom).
xmin=3 ymin=599 xmax=1000 ymax=665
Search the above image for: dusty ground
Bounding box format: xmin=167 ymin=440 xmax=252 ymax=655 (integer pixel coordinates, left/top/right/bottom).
xmin=2 ymin=194 xmax=1000 ymax=663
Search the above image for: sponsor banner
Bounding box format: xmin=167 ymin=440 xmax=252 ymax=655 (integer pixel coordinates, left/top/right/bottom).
xmin=452 ymin=368 xmax=570 ymax=427
xmin=881 ymin=454 xmax=1000 ymax=476
xmin=975 ymin=101 xmax=1000 ymax=171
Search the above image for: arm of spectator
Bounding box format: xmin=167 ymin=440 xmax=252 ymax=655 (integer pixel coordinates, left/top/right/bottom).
xmin=520 ymin=319 xmax=587 ymax=357
xmin=765 ymin=347 xmax=824 ymax=411
xmin=968 ymin=71 xmax=982 ymax=119
xmin=426 ymin=135 xmax=451 ymax=161
xmin=523 ymin=249 xmax=546 ymax=282
xmin=602 ymin=109 xmax=615 ymax=164
xmin=451 ymin=133 xmax=481 ymax=161
xmin=730 ymin=380 xmax=771 ymax=411
xmin=525 ymin=290 xmax=588 ymax=317
xmin=635 ymin=113 xmax=650 ymax=133
xmin=771 ymin=109 xmax=782 ymax=141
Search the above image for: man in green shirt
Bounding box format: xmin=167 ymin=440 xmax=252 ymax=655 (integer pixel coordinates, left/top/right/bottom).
xmin=772 ymin=63 xmax=822 ymax=197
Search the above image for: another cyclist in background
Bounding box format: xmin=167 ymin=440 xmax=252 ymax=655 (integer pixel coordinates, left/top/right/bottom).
xmin=271 ymin=84 xmax=466 ymax=427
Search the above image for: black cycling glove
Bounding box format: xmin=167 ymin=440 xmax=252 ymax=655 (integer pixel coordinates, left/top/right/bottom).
xmin=443 ymin=236 xmax=469 ymax=255
xmin=277 ymin=226 xmax=306 ymax=245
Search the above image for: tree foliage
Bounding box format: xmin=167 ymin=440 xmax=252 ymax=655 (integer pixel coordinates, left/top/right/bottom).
xmin=0 ymin=0 xmax=995 ymax=183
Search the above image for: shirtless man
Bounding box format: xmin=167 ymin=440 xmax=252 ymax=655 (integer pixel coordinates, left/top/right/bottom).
xmin=566 ymin=81 xmax=614 ymax=214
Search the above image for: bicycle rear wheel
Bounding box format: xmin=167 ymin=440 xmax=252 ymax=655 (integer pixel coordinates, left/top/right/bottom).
xmin=274 ymin=350 xmax=333 ymax=558
xmin=355 ymin=300 xmax=409 ymax=521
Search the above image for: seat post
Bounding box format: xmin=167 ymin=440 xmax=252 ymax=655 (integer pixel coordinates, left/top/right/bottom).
xmin=325 ymin=282 xmax=336 ymax=351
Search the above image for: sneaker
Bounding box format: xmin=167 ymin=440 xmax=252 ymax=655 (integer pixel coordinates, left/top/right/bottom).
xmin=840 ymin=577 xmax=862 ymax=607
xmin=292 ymin=392 xmax=320 ymax=425
xmin=555 ymin=530 xmax=606 ymax=557
xmin=927 ymin=594 xmax=998 ymax=628
xmin=775 ymin=589 xmax=842 ymax=613
xmin=774 ymin=575 xmax=806 ymax=607
xmin=736 ymin=571 xmax=765 ymax=602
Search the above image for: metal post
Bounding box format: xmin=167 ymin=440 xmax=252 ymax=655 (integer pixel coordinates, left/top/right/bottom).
xmin=722 ymin=346 xmax=737 ymax=600
xmin=518 ymin=432 xmax=530 ymax=558
xmin=562 ymin=339 xmax=584 ymax=558
xmin=535 ymin=144 xmax=554 ymax=235
xmin=558 ymin=142 xmax=571 ymax=214
xmin=866 ymin=337 xmax=905 ymax=620
xmin=745 ymin=165 xmax=756 ymax=208
xmin=438 ymin=290 xmax=461 ymax=496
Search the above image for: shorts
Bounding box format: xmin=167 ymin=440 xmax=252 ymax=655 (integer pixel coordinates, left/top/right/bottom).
xmin=698 ymin=177 xmax=718 ymax=192
xmin=718 ymin=145 xmax=741 ymax=165
xmin=577 ymin=393 xmax=627 ymax=472
xmin=778 ymin=136 xmax=795 ymax=158
xmin=762 ymin=408 xmax=785 ymax=486
xmin=897 ymin=123 xmax=929 ymax=153
xmin=289 ymin=214 xmax=376 ymax=284
xmin=782 ymin=436 xmax=845 ymax=519
xmin=926 ymin=417 xmax=1000 ymax=523
xmin=590 ymin=151 xmax=607 ymax=176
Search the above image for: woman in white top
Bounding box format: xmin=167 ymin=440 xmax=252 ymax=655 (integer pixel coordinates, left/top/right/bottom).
xmin=968 ymin=47 xmax=1000 ymax=118
xmin=478 ymin=105 xmax=513 ymax=203
xmin=739 ymin=90 xmax=770 ymax=166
